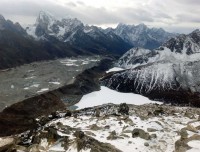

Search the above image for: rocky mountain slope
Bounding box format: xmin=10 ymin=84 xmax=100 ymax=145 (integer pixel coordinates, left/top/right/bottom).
xmin=106 ymin=23 xmax=177 ymax=49
xmin=0 ymin=14 xmax=90 ymax=70
xmin=1 ymin=103 xmax=200 ymax=152
xmin=0 ymin=11 xmax=178 ymax=70
xmin=26 ymin=11 xmax=132 ymax=55
xmin=102 ymin=30 xmax=200 ymax=107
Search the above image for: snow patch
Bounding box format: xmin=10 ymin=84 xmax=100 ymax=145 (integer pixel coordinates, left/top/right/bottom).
xmin=106 ymin=67 xmax=124 ymax=73
xmin=37 ymin=88 xmax=49 ymax=93
xmin=187 ymin=140 xmax=200 ymax=152
xmin=49 ymin=82 xmax=61 ymax=85
xmin=76 ymin=86 xmax=161 ymax=109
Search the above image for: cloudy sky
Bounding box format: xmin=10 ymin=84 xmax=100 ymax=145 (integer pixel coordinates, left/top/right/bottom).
xmin=0 ymin=0 xmax=199 ymax=33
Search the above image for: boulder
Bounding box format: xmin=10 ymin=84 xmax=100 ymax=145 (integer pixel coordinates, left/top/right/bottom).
xmin=0 ymin=137 xmax=15 ymax=151
xmin=147 ymin=128 xmax=158 ymax=132
xmin=118 ymin=103 xmax=129 ymax=115
xmin=74 ymin=131 xmax=85 ymax=139
xmin=132 ymin=128 xmax=151 ymax=140
xmin=107 ymin=131 xmax=118 ymax=140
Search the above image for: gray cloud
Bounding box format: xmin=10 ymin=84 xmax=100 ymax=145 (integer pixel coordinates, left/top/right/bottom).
xmin=0 ymin=0 xmax=199 ymax=33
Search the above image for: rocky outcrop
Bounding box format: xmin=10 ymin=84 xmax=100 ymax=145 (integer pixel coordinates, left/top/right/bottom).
xmin=5 ymin=103 xmax=200 ymax=152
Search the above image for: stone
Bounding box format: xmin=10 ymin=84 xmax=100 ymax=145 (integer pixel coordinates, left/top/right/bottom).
xmin=186 ymin=124 xmax=198 ymax=133
xmin=38 ymin=116 xmax=50 ymax=126
xmin=132 ymin=128 xmax=151 ymax=140
xmin=147 ymin=128 xmax=158 ymax=132
xmin=153 ymin=107 xmax=164 ymax=116
xmin=89 ymin=124 xmax=102 ymax=131
xmin=65 ymin=110 xmax=72 ymax=117
xmin=118 ymin=103 xmax=129 ymax=115
xmin=95 ymin=108 xmax=100 ymax=117
xmin=51 ymin=111 xmax=60 ymax=119
xmin=0 ymin=137 xmax=15 ymax=152
xmin=175 ymin=139 xmax=190 ymax=152
xmin=74 ymin=131 xmax=85 ymax=139
xmin=144 ymin=142 xmax=149 ymax=146
xmin=104 ymin=125 xmax=110 ymax=129
xmin=85 ymin=131 xmax=96 ymax=137
xmin=150 ymin=134 xmax=157 ymax=139
xmin=107 ymin=131 xmax=118 ymax=140
xmin=124 ymin=118 xmax=135 ymax=126
xmin=14 ymin=145 xmax=27 ymax=151
xmin=184 ymin=111 xmax=194 ymax=119
xmin=180 ymin=129 xmax=188 ymax=139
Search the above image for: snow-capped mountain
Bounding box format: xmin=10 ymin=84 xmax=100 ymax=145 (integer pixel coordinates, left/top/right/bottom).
xmin=26 ymin=11 xmax=132 ymax=55
xmin=0 ymin=14 xmax=91 ymax=70
xmin=102 ymin=30 xmax=200 ymax=107
xmin=107 ymin=23 xmax=177 ymax=49
xmin=27 ymin=11 xmax=84 ymax=40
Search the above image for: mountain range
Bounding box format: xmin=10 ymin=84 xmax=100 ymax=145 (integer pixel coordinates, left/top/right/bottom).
xmin=102 ymin=29 xmax=200 ymax=106
xmin=106 ymin=23 xmax=177 ymax=49
xmin=0 ymin=11 xmax=176 ymax=69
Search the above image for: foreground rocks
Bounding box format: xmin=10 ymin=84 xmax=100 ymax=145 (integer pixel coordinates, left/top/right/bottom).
xmin=0 ymin=103 xmax=199 ymax=152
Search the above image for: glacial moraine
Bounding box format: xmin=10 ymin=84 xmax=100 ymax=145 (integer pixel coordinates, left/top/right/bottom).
xmin=0 ymin=56 xmax=101 ymax=111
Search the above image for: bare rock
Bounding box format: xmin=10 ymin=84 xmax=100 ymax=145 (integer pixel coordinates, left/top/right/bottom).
xmin=0 ymin=137 xmax=15 ymax=151
xmin=118 ymin=103 xmax=129 ymax=115
xmin=147 ymin=128 xmax=158 ymax=132
xmin=132 ymin=128 xmax=151 ymax=140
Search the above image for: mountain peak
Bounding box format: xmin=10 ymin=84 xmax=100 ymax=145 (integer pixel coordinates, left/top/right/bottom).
xmin=191 ymin=29 xmax=200 ymax=35
xmin=0 ymin=14 xmax=5 ymax=21
xmin=136 ymin=23 xmax=148 ymax=30
xmin=36 ymin=11 xmax=55 ymax=25
xmin=137 ymin=23 xmax=147 ymax=27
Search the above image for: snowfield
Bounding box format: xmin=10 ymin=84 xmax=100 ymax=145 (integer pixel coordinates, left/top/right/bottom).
xmin=76 ymin=86 xmax=161 ymax=109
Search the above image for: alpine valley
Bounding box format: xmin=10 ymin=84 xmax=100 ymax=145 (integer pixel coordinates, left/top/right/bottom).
xmin=0 ymin=11 xmax=200 ymax=152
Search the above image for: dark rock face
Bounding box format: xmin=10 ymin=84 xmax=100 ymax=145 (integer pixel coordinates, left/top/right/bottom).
xmin=0 ymin=92 xmax=65 ymax=137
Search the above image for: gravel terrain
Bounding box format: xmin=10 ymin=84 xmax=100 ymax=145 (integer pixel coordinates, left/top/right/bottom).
xmin=0 ymin=56 xmax=101 ymax=111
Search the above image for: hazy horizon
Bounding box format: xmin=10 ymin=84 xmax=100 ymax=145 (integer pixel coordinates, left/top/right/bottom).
xmin=0 ymin=0 xmax=199 ymax=34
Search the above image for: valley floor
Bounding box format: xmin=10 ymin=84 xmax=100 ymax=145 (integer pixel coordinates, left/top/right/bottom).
xmin=0 ymin=56 xmax=100 ymax=111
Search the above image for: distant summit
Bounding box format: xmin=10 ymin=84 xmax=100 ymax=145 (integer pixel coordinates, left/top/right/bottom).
xmin=26 ymin=11 xmax=132 ymax=55
xmin=106 ymin=23 xmax=177 ymax=49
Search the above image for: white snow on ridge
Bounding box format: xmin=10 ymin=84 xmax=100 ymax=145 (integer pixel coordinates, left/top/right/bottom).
xmin=106 ymin=67 xmax=124 ymax=73
xmin=75 ymin=86 xmax=161 ymax=109
xmin=37 ymin=88 xmax=49 ymax=93
xmin=49 ymin=82 xmax=61 ymax=85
